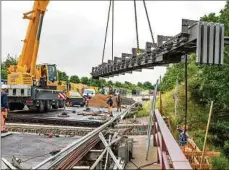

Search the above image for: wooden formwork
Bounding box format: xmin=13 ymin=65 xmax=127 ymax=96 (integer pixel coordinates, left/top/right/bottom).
xmin=162 ymin=116 xmax=220 ymax=169
xmin=181 ymin=138 xmax=220 ymax=169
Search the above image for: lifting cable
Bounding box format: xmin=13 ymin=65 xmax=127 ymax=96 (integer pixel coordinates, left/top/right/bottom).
xmin=111 ymin=0 xmax=114 ymax=61
xmin=101 ymin=0 xmax=112 ymax=63
xmin=102 ymin=0 xmax=154 ymax=62
xmin=134 ymin=0 xmax=140 ymax=55
xmin=142 ymin=0 xmax=155 ymax=44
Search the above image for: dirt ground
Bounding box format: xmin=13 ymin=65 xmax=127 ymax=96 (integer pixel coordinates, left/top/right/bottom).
xmin=88 ymin=94 xmax=135 ymax=108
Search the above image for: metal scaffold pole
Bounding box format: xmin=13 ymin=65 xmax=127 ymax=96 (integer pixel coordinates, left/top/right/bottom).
xmin=184 ymin=54 xmax=188 ymax=134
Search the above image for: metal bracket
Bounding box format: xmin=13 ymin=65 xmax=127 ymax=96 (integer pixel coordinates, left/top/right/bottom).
xmin=23 ymin=10 xmax=35 ymax=20
xmin=182 ymin=19 xmax=198 ymax=33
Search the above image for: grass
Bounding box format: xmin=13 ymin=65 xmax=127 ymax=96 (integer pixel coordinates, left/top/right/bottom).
xmin=136 ymin=101 xmax=151 ymax=117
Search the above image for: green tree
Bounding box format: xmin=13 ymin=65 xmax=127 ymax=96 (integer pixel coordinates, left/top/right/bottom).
xmin=124 ymin=81 xmax=131 ymax=85
xmin=88 ymin=78 xmax=102 ymax=87
xmin=107 ymin=80 xmax=113 ymax=86
xmin=100 ymin=79 xmax=107 ymax=87
xmin=58 ymin=71 xmax=69 ymax=81
xmin=143 ymin=81 xmax=154 ymax=90
xmin=4 ymin=54 xmax=17 ymax=67
xmin=137 ymin=82 xmax=143 ymax=88
xmin=70 ymin=75 xmax=80 ymax=83
xmin=1 ymin=54 xmax=18 ymax=79
xmin=81 ymin=77 xmax=89 ymax=85
xmin=115 ymin=81 xmax=122 ymax=87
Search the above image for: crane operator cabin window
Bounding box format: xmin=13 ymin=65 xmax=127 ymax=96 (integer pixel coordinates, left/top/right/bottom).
xmin=47 ymin=65 xmax=57 ymax=82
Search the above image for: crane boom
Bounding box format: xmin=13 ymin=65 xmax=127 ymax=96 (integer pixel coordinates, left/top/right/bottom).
xmin=19 ymin=0 xmax=49 ymax=75
xmin=8 ymin=0 xmax=49 ymax=85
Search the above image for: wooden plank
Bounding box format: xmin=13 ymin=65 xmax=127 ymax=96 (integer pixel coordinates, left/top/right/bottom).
xmin=184 ymin=139 xmax=210 ymax=164
xmin=184 ymin=151 xmax=220 ymax=157
xmin=200 ymin=101 xmax=214 ymax=169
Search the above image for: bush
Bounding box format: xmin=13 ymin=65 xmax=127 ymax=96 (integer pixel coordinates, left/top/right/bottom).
xmin=136 ymin=101 xmax=151 ymax=117
xmin=211 ymin=155 xmax=229 ymax=170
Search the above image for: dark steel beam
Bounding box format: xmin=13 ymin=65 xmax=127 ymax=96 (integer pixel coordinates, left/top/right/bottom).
xmin=91 ymin=19 xmax=228 ymax=79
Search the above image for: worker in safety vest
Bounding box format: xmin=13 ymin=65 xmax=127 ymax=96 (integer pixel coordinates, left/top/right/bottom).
xmin=1 ymin=84 xmax=9 ymax=133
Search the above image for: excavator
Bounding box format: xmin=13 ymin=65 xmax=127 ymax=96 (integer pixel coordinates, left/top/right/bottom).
xmin=6 ymin=0 xmax=67 ymax=112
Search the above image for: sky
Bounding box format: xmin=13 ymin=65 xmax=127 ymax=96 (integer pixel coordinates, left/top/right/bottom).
xmin=1 ymin=1 xmax=226 ymax=84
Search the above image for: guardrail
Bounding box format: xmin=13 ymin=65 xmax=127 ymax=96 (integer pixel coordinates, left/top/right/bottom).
xmin=153 ymin=109 xmax=192 ymax=169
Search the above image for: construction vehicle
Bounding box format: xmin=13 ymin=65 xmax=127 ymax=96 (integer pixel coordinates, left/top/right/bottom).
xmin=66 ymin=91 xmax=85 ymax=107
xmin=6 ymin=0 xmax=67 ymax=112
xmin=82 ymin=88 xmax=96 ymax=98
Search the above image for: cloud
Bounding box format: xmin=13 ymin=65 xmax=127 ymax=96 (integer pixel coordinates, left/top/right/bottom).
xmin=2 ymin=1 xmax=226 ymax=84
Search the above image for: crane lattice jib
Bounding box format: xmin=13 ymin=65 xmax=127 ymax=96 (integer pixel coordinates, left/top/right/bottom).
xmin=9 ymin=1 xmax=49 ymax=76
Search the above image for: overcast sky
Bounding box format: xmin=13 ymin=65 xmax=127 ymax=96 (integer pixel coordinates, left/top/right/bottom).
xmin=2 ymin=1 xmax=226 ymax=84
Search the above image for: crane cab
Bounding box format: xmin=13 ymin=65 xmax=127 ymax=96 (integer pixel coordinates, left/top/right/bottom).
xmin=35 ymin=63 xmax=58 ymax=89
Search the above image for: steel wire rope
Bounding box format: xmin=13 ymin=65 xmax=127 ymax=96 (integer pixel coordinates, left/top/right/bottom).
xmin=134 ymin=0 xmax=140 ymax=55
xmin=142 ymin=0 xmax=155 ymax=44
xmin=101 ymin=0 xmax=112 ymax=64
xmin=111 ymin=0 xmax=114 ymax=61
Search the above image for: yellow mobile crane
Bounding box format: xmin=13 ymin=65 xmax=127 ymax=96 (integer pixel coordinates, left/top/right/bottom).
xmin=7 ymin=0 xmax=66 ymax=112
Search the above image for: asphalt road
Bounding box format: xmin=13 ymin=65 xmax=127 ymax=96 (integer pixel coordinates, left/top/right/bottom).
xmin=1 ymin=133 xmax=80 ymax=169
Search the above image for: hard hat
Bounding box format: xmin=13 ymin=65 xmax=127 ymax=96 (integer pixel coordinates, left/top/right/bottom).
xmin=2 ymin=84 xmax=8 ymax=89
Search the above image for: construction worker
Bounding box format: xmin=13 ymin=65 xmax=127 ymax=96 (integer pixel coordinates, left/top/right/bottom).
xmin=116 ymin=93 xmax=122 ymax=112
xmin=107 ymin=95 xmax=113 ymax=117
xmin=1 ymin=84 xmax=9 ymax=133
xmin=177 ymin=125 xmax=189 ymax=146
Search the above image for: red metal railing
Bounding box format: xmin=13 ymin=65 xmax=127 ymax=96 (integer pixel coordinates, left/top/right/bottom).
xmin=153 ymin=109 xmax=192 ymax=169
